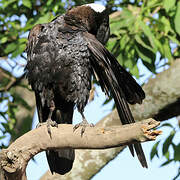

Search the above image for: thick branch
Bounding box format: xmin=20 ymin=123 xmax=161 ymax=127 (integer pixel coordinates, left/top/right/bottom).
xmin=0 ymin=119 xmax=160 ymax=180
xmin=131 ymin=58 xmax=180 ymax=121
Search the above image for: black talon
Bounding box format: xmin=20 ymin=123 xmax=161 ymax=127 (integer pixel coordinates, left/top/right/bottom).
xmin=73 ymin=112 xmax=94 ymax=136
xmin=39 ymin=100 xmax=58 ymax=136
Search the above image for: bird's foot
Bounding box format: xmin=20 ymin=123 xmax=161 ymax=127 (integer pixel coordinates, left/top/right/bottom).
xmin=46 ymin=118 xmax=58 ymax=136
xmin=36 ymin=119 xmax=58 ymax=136
xmin=73 ymin=118 xmax=94 ymax=137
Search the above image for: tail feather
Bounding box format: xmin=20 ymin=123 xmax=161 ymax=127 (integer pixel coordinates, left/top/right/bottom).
xmin=46 ymin=149 xmax=75 ymax=175
xmin=134 ymin=143 xmax=148 ymax=168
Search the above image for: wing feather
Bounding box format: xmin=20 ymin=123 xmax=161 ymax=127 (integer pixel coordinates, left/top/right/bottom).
xmin=83 ymin=32 xmax=147 ymax=168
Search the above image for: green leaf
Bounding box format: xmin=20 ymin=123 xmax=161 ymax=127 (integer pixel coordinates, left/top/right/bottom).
xmin=22 ymin=0 xmax=32 ymax=9
xmin=164 ymin=150 xmax=170 ymax=160
xmin=36 ymin=13 xmax=53 ymax=24
xmin=163 ymin=39 xmax=173 ymax=62
xmin=174 ymin=2 xmax=180 ymax=36
xmin=135 ymin=35 xmax=155 ymax=53
xmin=135 ymin=44 xmax=152 ymax=64
xmin=4 ymin=42 xmax=17 ymax=54
xmin=167 ymin=35 xmax=180 ymax=46
xmin=160 ymin=16 xmax=174 ymax=35
xmin=160 ymin=159 xmax=173 ymax=167
xmin=163 ymin=0 xmax=176 ymax=12
xmin=174 ymin=143 xmax=180 ymax=161
xmin=0 ymin=135 xmax=6 ymax=140
xmin=162 ymin=130 xmax=175 ymax=155
xmin=160 ymin=123 xmax=174 ymax=129
xmin=3 ymin=0 xmax=16 ymax=8
xmin=130 ymin=64 xmax=139 ymax=78
xmin=1 ymin=37 xmax=8 ymax=43
xmin=138 ymin=20 xmax=157 ymax=51
xmin=119 ymin=34 xmax=130 ymax=50
xmin=150 ymin=141 xmax=160 ymax=160
xmin=11 ymin=43 xmax=26 ymax=58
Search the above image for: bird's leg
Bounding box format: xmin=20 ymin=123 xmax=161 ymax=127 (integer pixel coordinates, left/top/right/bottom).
xmin=46 ymin=100 xmax=58 ymax=135
xmin=37 ymin=100 xmax=58 ymax=135
xmin=73 ymin=112 xmax=94 ymax=137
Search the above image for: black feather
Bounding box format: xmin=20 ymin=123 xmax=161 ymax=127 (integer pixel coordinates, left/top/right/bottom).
xmin=84 ymin=32 xmax=148 ymax=168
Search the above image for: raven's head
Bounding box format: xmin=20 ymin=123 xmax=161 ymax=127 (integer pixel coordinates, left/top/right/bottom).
xmin=64 ymin=3 xmax=110 ymax=45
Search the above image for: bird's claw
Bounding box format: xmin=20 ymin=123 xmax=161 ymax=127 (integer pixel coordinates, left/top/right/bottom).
xmin=46 ymin=118 xmax=58 ymax=135
xmin=73 ymin=120 xmax=94 ymax=137
xmin=36 ymin=119 xmax=58 ymax=136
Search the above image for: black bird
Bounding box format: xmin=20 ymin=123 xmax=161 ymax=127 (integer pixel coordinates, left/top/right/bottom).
xmin=25 ymin=3 xmax=147 ymax=175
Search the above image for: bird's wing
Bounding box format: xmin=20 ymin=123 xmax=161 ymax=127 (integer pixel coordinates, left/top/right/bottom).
xmin=83 ymin=32 xmax=147 ymax=168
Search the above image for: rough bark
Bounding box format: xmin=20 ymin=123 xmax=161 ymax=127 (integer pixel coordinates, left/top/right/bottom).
xmin=0 ymin=119 xmax=161 ymax=180
xmin=131 ymin=58 xmax=180 ymax=121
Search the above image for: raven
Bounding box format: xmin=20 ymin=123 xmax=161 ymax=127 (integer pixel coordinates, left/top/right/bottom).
xmin=26 ymin=3 xmax=147 ymax=175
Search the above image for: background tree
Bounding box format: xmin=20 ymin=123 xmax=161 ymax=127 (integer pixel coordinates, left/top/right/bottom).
xmin=0 ymin=0 xmax=180 ymax=179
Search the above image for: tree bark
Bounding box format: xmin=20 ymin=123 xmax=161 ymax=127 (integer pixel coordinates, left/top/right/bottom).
xmin=0 ymin=119 xmax=161 ymax=180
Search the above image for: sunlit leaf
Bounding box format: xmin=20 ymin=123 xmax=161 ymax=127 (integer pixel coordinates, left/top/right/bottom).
xmin=1 ymin=37 xmax=8 ymax=43
xmin=22 ymin=0 xmax=32 ymax=9
xmin=11 ymin=43 xmax=26 ymax=58
xmin=150 ymin=141 xmax=160 ymax=160
xmin=163 ymin=0 xmax=176 ymax=12
xmin=130 ymin=64 xmax=139 ymax=78
xmin=138 ymin=20 xmax=157 ymax=51
xmin=162 ymin=130 xmax=175 ymax=155
xmin=174 ymin=2 xmax=180 ymax=36
xmin=4 ymin=42 xmax=17 ymax=54
xmin=162 ymin=39 xmax=173 ymax=62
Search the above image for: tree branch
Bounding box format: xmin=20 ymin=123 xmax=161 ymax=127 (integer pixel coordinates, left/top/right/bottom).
xmin=0 ymin=119 xmax=161 ymax=180
xmin=131 ymin=58 xmax=180 ymax=121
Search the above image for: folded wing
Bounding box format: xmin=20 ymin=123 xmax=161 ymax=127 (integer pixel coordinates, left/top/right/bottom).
xmin=83 ymin=32 xmax=147 ymax=168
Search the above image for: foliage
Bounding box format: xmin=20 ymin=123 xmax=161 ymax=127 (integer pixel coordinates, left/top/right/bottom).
xmin=0 ymin=0 xmax=180 ymax=179
xmin=108 ymin=0 xmax=180 ymax=78
xmin=150 ymin=121 xmax=180 ymax=180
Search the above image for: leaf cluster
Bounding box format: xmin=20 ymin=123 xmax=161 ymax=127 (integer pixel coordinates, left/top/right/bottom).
xmin=108 ymin=0 xmax=180 ymax=78
xmin=151 ymin=121 xmax=180 ymax=180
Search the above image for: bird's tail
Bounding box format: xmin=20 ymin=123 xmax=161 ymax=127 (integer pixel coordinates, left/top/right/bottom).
xmin=46 ymin=148 xmax=75 ymax=175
